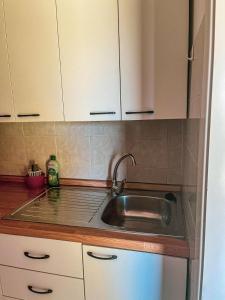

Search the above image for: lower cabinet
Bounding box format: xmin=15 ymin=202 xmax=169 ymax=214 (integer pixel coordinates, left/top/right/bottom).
xmin=0 ymin=234 xmax=187 ymax=300
xmin=83 ymin=245 xmax=187 ymax=300
xmin=0 ymin=266 xmax=85 ymax=300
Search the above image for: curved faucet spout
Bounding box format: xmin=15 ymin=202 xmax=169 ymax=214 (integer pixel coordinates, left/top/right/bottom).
xmin=112 ymin=153 xmax=136 ymax=196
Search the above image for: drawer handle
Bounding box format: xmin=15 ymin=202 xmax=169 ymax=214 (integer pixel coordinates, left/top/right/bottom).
xmin=0 ymin=114 xmax=11 ymax=118
xmin=125 ymin=110 xmax=154 ymax=115
xmin=17 ymin=113 xmax=40 ymax=117
xmin=90 ymin=112 xmax=116 ymax=115
xmin=28 ymin=285 xmax=53 ymax=295
xmin=24 ymin=251 xmax=50 ymax=260
xmin=87 ymin=251 xmax=117 ymax=260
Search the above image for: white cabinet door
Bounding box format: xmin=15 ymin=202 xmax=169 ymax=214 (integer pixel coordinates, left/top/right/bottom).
xmin=0 ymin=234 xmax=83 ymax=278
xmin=83 ymin=245 xmax=187 ymax=300
xmin=189 ymin=18 xmax=205 ymax=119
xmin=3 ymin=0 xmax=64 ymax=122
xmin=119 ymin=0 xmax=189 ymax=120
xmin=56 ymin=0 xmax=120 ymax=121
xmin=193 ymin=0 xmax=206 ymax=40
xmin=0 ymin=1 xmax=14 ymax=122
xmin=0 ymin=266 xmax=84 ymax=300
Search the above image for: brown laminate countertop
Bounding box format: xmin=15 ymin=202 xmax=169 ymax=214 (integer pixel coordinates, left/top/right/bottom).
xmin=0 ymin=182 xmax=189 ymax=258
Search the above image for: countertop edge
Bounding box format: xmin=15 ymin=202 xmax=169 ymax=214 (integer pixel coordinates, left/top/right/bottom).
xmin=0 ymin=222 xmax=189 ymax=258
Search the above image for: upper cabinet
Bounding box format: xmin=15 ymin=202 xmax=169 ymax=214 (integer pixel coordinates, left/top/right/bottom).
xmin=119 ymin=0 xmax=189 ymax=120
xmin=0 ymin=0 xmax=189 ymax=122
xmin=0 ymin=1 xmax=14 ymax=122
xmin=188 ymin=0 xmax=206 ymax=119
xmin=56 ymin=0 xmax=121 ymax=121
xmin=193 ymin=0 xmax=206 ymax=40
xmin=3 ymin=0 xmax=64 ymax=122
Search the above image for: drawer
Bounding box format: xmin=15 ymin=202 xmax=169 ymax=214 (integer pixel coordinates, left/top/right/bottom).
xmin=0 ymin=234 xmax=83 ymax=278
xmin=0 ymin=266 xmax=85 ymax=300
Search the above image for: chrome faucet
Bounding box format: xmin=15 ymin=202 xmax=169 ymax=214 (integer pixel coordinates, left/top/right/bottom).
xmin=111 ymin=153 xmax=136 ymax=196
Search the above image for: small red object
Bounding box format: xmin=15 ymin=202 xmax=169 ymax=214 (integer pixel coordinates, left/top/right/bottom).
xmin=25 ymin=174 xmax=45 ymax=189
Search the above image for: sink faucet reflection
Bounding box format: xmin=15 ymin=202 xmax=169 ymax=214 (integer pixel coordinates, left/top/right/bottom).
xmin=111 ymin=153 xmax=136 ymax=196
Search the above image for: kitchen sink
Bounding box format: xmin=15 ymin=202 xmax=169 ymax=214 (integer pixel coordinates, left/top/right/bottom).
xmin=100 ymin=193 xmax=185 ymax=238
xmin=4 ymin=187 xmax=185 ymax=239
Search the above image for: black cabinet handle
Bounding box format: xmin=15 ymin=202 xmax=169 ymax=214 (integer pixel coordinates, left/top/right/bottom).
xmin=90 ymin=112 xmax=116 ymax=115
xmin=17 ymin=114 xmax=40 ymax=117
xmin=24 ymin=251 xmax=50 ymax=260
xmin=0 ymin=114 xmax=11 ymax=118
xmin=28 ymin=285 xmax=53 ymax=295
xmin=87 ymin=251 xmax=117 ymax=260
xmin=125 ymin=110 xmax=154 ymax=115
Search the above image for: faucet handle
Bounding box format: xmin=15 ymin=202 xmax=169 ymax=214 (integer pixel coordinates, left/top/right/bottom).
xmin=121 ymin=179 xmax=126 ymax=189
xmin=112 ymin=179 xmax=126 ymax=196
xmin=117 ymin=179 xmax=126 ymax=195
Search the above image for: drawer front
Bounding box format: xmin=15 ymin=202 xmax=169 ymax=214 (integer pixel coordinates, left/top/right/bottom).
xmin=0 ymin=234 xmax=83 ymax=278
xmin=0 ymin=266 xmax=85 ymax=300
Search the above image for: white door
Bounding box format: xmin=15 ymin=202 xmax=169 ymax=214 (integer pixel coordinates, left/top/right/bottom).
xmin=3 ymin=0 xmax=64 ymax=122
xmin=56 ymin=0 xmax=120 ymax=121
xmin=83 ymin=245 xmax=187 ymax=300
xmin=0 ymin=0 xmax=14 ymax=122
xmin=119 ymin=0 xmax=189 ymax=120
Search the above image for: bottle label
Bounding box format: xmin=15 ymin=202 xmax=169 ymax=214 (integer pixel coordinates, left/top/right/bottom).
xmin=48 ymin=168 xmax=59 ymax=186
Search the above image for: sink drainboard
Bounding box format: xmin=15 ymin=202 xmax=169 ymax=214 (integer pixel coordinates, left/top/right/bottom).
xmin=5 ymin=187 xmax=108 ymax=227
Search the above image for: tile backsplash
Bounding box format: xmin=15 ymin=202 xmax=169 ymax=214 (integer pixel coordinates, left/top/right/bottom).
xmin=0 ymin=120 xmax=183 ymax=184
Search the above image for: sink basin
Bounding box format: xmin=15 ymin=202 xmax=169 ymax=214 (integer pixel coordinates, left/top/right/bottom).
xmin=101 ymin=194 xmax=184 ymax=237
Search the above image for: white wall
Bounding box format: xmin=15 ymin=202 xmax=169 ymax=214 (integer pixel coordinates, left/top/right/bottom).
xmin=201 ymin=0 xmax=225 ymax=299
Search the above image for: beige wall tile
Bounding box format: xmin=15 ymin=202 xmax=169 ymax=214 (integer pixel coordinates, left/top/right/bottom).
xmin=182 ymin=118 xmax=200 ymax=261
xmin=23 ymin=122 xmax=55 ymax=136
xmin=166 ymin=168 xmax=183 ymax=185
xmin=90 ymin=134 xmax=126 ymax=180
xmin=128 ymin=139 xmax=168 ymax=169
xmin=0 ymin=123 xmax=23 ymax=136
xmin=125 ymin=120 xmax=167 ymax=140
xmin=0 ymin=136 xmax=26 ymax=163
xmin=168 ymin=144 xmax=183 ymax=170
xmin=166 ymin=119 xmax=183 ymax=136
xmin=56 ymin=135 xmax=91 ymax=179
xmin=0 ymin=161 xmax=27 ymax=176
xmin=127 ymin=166 xmax=167 ymax=183
xmin=24 ymin=136 xmax=57 ymax=173
xmin=55 ymin=122 xmax=91 ymax=137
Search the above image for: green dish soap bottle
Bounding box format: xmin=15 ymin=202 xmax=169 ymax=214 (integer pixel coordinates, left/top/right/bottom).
xmin=47 ymin=155 xmax=60 ymax=187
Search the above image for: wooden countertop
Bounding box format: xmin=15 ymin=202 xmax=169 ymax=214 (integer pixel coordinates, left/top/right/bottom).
xmin=0 ymin=181 xmax=189 ymax=258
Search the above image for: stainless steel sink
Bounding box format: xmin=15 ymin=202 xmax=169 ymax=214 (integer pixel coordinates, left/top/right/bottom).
xmin=100 ymin=193 xmax=185 ymax=238
xmin=4 ymin=187 xmax=185 ymax=239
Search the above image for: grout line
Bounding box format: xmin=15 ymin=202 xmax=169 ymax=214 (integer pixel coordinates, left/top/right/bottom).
xmin=165 ymin=121 xmax=169 ymax=184
xmin=181 ymin=120 xmax=185 ymax=180
xmin=186 ymin=143 xmax=199 ymax=166
xmin=54 ymin=122 xmax=58 ymax=159
xmin=21 ymin=122 xmax=29 ymax=173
